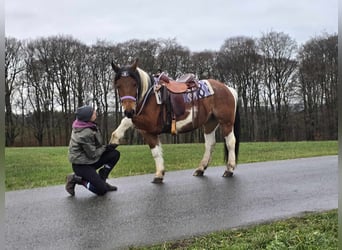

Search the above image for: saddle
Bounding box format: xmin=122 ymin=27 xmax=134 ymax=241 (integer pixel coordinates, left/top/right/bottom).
xmin=156 ymin=73 xmax=199 ymax=134
xmin=158 ymin=73 xmax=199 ymax=93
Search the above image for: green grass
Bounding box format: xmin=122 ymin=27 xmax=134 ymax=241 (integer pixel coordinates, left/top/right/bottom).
xmin=131 ymin=209 xmax=338 ymax=250
xmin=5 ymin=141 xmax=338 ymax=191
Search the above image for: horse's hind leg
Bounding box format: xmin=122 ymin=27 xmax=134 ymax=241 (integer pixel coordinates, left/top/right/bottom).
xmin=223 ymin=128 xmax=236 ymax=177
xmin=193 ymin=126 xmax=218 ymax=177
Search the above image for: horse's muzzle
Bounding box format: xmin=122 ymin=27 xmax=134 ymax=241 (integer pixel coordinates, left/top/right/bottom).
xmin=124 ymin=110 xmax=135 ymax=118
xmin=121 ymin=98 xmax=136 ymax=118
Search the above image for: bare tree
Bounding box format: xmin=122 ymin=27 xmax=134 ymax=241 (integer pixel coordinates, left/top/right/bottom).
xmin=113 ymin=39 xmax=160 ymax=73
xmin=5 ymin=37 xmax=25 ymax=146
xmin=258 ymin=31 xmax=297 ymax=140
xmin=47 ymin=36 xmax=86 ymax=145
xmin=156 ymin=38 xmax=191 ymax=77
xmin=27 ymin=38 xmax=59 ymax=145
xmin=189 ymin=51 xmax=217 ymax=79
xmin=218 ymin=36 xmax=263 ymax=141
xmin=297 ymin=34 xmax=337 ymax=139
xmin=5 ymin=31 xmax=338 ymax=146
xmin=88 ymin=42 xmax=115 ymax=142
xmin=24 ymin=53 xmax=46 ymax=146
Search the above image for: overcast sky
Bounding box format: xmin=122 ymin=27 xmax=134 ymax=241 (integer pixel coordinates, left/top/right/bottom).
xmin=5 ymin=0 xmax=337 ymax=52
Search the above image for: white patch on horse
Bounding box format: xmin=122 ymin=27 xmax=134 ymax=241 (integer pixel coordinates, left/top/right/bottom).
xmin=225 ymin=131 xmax=236 ymax=172
xmin=137 ymin=68 xmax=150 ymax=99
xmin=175 ymin=107 xmax=198 ymax=132
xmin=151 ymin=144 xmax=164 ymax=178
xmin=197 ymin=127 xmax=218 ymax=171
xmin=227 ymin=86 xmax=238 ymax=114
xmin=110 ymin=117 xmax=133 ymax=144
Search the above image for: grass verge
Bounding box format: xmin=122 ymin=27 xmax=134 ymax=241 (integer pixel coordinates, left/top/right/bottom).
xmin=5 ymin=141 xmax=337 ymax=191
xmin=130 ymin=209 xmax=338 ymax=250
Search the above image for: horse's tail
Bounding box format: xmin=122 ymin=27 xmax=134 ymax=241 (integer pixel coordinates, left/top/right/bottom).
xmin=224 ymin=105 xmax=240 ymax=164
xmin=234 ymin=105 xmax=240 ymax=162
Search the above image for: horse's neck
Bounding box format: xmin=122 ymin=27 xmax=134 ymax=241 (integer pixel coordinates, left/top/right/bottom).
xmin=136 ymin=83 xmax=154 ymax=116
xmin=137 ymin=68 xmax=152 ymax=100
xmin=133 ymin=91 xmax=163 ymax=132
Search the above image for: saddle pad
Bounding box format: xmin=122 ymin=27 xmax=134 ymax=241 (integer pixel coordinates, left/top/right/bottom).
xmin=183 ymin=80 xmax=214 ymax=103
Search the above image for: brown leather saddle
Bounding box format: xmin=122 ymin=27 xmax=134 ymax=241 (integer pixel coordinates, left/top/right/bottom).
xmin=158 ymin=73 xmax=199 ymax=93
xmin=156 ymin=73 xmax=199 ymax=134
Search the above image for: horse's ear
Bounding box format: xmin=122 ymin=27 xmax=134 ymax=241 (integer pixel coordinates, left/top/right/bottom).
xmin=131 ymin=58 xmax=139 ymax=71
xmin=111 ymin=61 xmax=120 ymax=73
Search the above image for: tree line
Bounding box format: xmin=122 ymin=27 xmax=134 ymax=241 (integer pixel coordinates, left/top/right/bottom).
xmin=5 ymin=31 xmax=337 ymax=147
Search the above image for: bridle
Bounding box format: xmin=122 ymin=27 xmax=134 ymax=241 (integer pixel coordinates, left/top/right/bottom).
xmin=114 ymin=67 xmax=154 ymax=117
xmin=114 ymin=67 xmax=141 ymax=103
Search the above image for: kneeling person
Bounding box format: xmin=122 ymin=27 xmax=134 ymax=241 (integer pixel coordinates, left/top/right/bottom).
xmin=66 ymin=105 xmax=120 ymax=196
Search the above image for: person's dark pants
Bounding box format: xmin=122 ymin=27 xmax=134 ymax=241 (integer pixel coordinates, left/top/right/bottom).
xmin=72 ymin=149 xmax=120 ymax=195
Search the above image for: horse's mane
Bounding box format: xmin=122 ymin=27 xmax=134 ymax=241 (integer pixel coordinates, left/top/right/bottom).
xmin=136 ymin=67 xmax=152 ymax=100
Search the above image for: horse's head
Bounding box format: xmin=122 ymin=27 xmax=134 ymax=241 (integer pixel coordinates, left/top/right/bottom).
xmin=111 ymin=59 xmax=141 ymax=118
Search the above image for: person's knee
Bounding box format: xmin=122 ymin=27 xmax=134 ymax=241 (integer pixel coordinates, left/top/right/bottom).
xmin=109 ymin=150 xmax=120 ymax=163
xmin=113 ymin=150 xmax=120 ymax=159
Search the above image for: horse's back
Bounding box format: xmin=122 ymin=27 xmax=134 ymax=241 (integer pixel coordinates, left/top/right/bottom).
xmin=206 ymin=79 xmax=237 ymax=105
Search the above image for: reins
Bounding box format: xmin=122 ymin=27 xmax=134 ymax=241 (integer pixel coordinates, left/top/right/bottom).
xmin=135 ymin=86 xmax=154 ymax=116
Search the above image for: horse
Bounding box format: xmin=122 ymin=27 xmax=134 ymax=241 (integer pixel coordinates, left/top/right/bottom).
xmin=109 ymin=59 xmax=240 ymax=183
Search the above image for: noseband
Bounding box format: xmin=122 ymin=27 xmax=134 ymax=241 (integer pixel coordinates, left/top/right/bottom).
xmin=120 ymin=95 xmax=137 ymax=102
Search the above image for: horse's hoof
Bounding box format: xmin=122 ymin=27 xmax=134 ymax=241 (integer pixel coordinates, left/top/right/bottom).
xmin=152 ymin=177 xmax=163 ymax=184
xmin=222 ymin=171 xmax=234 ymax=177
xmin=193 ymin=170 xmax=204 ymax=177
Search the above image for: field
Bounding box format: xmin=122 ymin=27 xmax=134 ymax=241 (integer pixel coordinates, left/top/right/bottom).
xmin=5 ymin=141 xmax=338 ymax=249
xmin=5 ymin=140 xmax=338 ymax=191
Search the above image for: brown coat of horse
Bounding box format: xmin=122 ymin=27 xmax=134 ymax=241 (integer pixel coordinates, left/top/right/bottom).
xmin=110 ymin=59 xmax=240 ymax=183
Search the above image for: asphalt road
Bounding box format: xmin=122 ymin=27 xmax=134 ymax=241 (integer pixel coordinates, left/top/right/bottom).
xmin=5 ymin=156 xmax=338 ymax=250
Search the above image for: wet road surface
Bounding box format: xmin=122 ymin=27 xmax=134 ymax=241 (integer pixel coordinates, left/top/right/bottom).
xmin=5 ymin=156 xmax=338 ymax=249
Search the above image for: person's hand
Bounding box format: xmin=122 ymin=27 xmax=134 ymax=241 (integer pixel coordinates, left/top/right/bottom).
xmin=105 ymin=144 xmax=118 ymax=151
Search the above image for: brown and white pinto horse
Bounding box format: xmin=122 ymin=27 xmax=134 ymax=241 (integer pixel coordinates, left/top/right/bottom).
xmin=110 ymin=59 xmax=240 ymax=183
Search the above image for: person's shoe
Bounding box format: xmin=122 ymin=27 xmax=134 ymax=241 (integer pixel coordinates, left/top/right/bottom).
xmin=65 ymin=174 xmax=83 ymax=196
xmin=65 ymin=174 xmax=76 ymax=196
xmin=106 ymin=183 xmax=117 ymax=191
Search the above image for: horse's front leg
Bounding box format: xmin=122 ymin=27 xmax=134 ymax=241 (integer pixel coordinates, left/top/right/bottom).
xmin=140 ymin=131 xmax=165 ymax=183
xmin=109 ymin=117 xmax=133 ymax=144
xmin=150 ymin=142 xmax=165 ymax=183
xmin=193 ymin=128 xmax=217 ymax=177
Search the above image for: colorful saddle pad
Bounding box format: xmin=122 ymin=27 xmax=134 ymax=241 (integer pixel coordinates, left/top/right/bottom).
xmin=183 ymin=80 xmax=214 ymax=103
